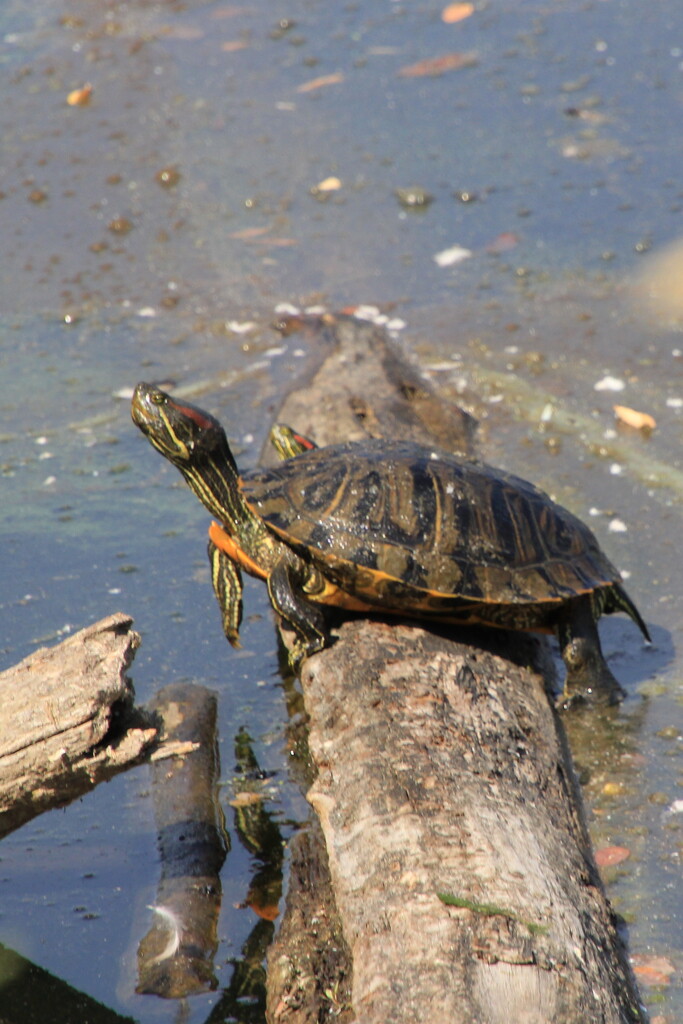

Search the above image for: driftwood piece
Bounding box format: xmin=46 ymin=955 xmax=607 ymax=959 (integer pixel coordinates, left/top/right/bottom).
xmin=0 ymin=612 xmax=156 ymax=838
xmin=137 ymin=683 xmax=227 ymax=999
xmin=265 ymin=314 xmax=645 ymax=1024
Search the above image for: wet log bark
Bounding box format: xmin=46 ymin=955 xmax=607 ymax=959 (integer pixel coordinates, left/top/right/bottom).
xmin=266 ymin=818 xmax=352 ymax=1024
xmin=0 ymin=612 xmax=156 ymax=838
xmin=265 ymin=314 xmax=645 ymax=1024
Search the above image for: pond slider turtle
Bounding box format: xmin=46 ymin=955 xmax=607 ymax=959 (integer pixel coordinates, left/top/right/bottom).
xmin=131 ymin=383 xmax=650 ymax=704
xmin=269 ymin=423 xmax=317 ymax=460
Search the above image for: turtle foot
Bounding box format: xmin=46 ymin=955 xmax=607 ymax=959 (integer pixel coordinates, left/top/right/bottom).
xmin=558 ymin=599 xmax=627 ymax=709
xmin=558 ymin=661 xmax=626 ymax=709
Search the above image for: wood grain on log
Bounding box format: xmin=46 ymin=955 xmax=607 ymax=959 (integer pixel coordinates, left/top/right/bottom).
xmin=0 ymin=612 xmax=155 ymax=837
xmin=304 ymin=620 xmax=642 ymax=1024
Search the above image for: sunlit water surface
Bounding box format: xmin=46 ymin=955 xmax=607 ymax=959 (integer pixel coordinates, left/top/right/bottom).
xmin=1 ymin=0 xmax=682 ymax=1019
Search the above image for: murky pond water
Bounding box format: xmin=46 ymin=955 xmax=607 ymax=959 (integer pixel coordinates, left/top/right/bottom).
xmin=1 ymin=0 xmax=682 ymax=1019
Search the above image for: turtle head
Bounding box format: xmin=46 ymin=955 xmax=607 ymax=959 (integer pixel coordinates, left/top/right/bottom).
xmin=131 ymin=383 xmax=233 ymax=469
xmin=131 ymin=382 xmax=248 ymax=523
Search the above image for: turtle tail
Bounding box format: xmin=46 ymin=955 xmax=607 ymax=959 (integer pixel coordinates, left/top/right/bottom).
xmin=606 ymin=582 xmax=651 ymax=643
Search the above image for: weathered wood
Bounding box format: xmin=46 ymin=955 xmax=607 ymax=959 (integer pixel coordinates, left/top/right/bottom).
xmin=0 ymin=612 xmax=156 ymax=838
xmin=304 ymin=620 xmax=642 ymax=1024
xmin=265 ymin=314 xmax=646 ymax=1024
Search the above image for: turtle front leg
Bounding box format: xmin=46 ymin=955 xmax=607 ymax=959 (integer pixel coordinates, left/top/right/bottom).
xmin=267 ymin=557 xmax=329 ymax=667
xmin=556 ymin=597 xmax=626 ymax=707
xmin=208 ymin=539 xmax=243 ymax=648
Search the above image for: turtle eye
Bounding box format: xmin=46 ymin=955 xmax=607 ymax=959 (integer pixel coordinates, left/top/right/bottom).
xmin=150 ymin=390 xmax=166 ymax=406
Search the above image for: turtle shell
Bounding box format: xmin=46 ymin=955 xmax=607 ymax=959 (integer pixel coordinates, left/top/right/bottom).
xmin=240 ymin=439 xmax=623 ymax=630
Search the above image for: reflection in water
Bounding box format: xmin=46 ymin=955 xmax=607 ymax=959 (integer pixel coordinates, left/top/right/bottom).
xmin=232 ymin=726 xmax=285 ymax=923
xmin=207 ymin=727 xmax=286 ymax=1021
xmin=207 ymin=919 xmax=275 ymax=1024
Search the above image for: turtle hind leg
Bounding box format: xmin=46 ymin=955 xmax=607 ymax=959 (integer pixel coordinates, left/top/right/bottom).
xmin=556 ymin=597 xmax=626 ymax=707
xmin=208 ymin=539 xmax=243 ymax=647
xmin=267 ymin=558 xmax=329 ymax=668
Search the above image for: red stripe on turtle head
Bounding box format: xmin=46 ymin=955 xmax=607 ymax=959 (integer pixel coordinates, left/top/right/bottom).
xmin=292 ymin=431 xmax=316 ymax=451
xmin=169 ymin=398 xmax=220 ymax=433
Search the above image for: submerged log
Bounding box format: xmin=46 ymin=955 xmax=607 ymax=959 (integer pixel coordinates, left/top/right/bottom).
xmin=263 ymin=311 xmax=475 ymax=460
xmin=265 ymin=314 xmax=646 ymax=1024
xmin=0 ymin=613 xmax=156 ymax=838
xmin=137 ymin=683 xmax=228 ymax=999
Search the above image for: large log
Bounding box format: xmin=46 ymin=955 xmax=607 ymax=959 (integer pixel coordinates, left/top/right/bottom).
xmin=266 ymin=314 xmax=645 ymax=1024
xmin=0 ymin=612 xmax=156 ymax=838
xmin=266 ymin=818 xmax=352 ymax=1023
xmin=304 ymin=621 xmax=642 ymax=1023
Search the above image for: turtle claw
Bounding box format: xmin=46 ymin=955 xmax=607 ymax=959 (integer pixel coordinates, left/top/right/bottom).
xmin=286 ymin=633 xmax=327 ymax=673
